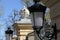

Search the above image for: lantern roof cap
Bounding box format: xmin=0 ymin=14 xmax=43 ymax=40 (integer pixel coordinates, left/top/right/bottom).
xmin=28 ymin=4 xmax=46 ymax=13
xmin=5 ymin=27 xmax=13 ymax=34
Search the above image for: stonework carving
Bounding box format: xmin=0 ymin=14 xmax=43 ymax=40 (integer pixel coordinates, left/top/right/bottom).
xmin=21 ymin=6 xmax=30 ymax=19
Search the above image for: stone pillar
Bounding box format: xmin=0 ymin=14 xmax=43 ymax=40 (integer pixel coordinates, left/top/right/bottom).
xmin=13 ymin=23 xmax=33 ymax=40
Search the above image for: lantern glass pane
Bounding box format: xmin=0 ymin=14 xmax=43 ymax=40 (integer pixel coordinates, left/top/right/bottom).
xmin=6 ymin=34 xmax=12 ymax=40
xmin=6 ymin=34 xmax=10 ymax=40
xmin=31 ymin=12 xmax=43 ymax=27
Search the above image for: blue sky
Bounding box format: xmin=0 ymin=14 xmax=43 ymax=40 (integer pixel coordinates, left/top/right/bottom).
xmin=0 ymin=0 xmax=25 ymax=40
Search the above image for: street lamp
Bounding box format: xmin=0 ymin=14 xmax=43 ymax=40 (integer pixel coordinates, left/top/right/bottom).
xmin=28 ymin=0 xmax=52 ymax=40
xmin=28 ymin=0 xmax=47 ymax=29
xmin=5 ymin=27 xmax=13 ymax=40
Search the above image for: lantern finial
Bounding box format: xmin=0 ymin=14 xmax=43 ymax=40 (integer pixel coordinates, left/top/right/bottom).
xmin=8 ymin=27 xmax=10 ymax=30
xmin=33 ymin=0 xmax=41 ymax=3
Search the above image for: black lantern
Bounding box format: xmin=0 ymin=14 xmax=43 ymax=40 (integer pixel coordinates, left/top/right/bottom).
xmin=28 ymin=0 xmax=47 ymax=29
xmin=5 ymin=27 xmax=13 ymax=40
xmin=28 ymin=0 xmax=51 ymax=40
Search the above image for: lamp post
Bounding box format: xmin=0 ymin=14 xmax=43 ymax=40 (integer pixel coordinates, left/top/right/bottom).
xmin=5 ymin=27 xmax=13 ymax=40
xmin=28 ymin=0 xmax=53 ymax=40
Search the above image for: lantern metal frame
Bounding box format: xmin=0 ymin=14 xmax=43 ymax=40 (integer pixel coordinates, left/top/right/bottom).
xmin=28 ymin=0 xmax=46 ymax=40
